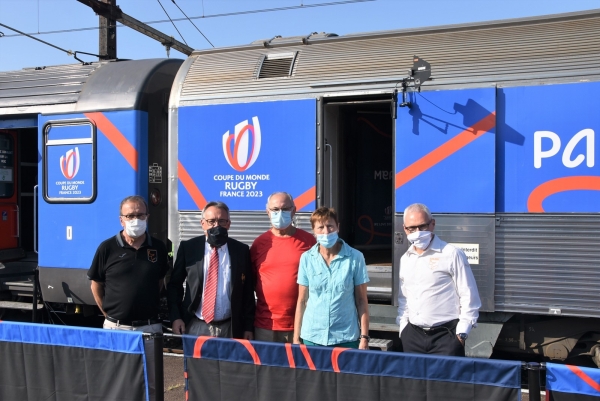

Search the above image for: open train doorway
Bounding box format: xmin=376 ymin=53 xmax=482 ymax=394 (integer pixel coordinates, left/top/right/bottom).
xmin=0 ymin=125 xmax=39 ymax=314
xmin=0 ymin=127 xmax=38 ymax=262
xmin=322 ymin=97 xmax=394 ymax=303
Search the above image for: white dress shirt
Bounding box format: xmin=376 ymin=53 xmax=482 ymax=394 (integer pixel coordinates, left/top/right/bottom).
xmin=397 ymin=234 xmax=481 ymax=336
xmin=195 ymin=242 xmax=232 ymax=321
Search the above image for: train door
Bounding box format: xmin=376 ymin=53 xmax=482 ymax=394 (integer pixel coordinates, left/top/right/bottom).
xmin=0 ymin=128 xmax=37 ymax=262
xmin=322 ymin=97 xmax=395 ymax=302
xmin=0 ymin=131 xmax=19 ymax=256
xmin=394 ymin=87 xmax=497 ymax=313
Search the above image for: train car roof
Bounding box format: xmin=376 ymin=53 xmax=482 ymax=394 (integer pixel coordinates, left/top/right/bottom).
xmin=172 ymin=8 xmax=600 ymax=105
xmin=0 ymin=58 xmax=182 ymax=117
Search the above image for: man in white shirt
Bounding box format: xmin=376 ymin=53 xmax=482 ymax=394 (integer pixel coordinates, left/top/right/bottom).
xmin=397 ymin=203 xmax=481 ymax=356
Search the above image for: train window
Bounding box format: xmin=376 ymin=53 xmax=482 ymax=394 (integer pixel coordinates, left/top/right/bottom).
xmin=0 ymin=133 xmax=15 ymax=198
xmin=42 ymin=120 xmax=96 ymax=203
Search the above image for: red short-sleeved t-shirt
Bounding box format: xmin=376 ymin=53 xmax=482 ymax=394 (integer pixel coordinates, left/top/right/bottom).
xmin=251 ymin=228 xmax=316 ymax=330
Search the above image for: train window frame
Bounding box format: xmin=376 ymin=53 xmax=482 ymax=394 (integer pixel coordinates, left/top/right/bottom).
xmin=42 ymin=119 xmax=97 ymax=204
xmin=0 ymin=133 xmax=15 ymax=199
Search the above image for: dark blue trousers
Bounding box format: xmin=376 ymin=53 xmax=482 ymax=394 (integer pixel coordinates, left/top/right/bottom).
xmin=401 ymin=319 xmax=465 ymax=356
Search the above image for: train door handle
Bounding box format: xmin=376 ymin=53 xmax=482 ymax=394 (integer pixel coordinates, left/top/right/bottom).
xmin=34 ymin=185 xmax=38 ymax=254
xmin=325 ymin=143 xmax=333 ymax=205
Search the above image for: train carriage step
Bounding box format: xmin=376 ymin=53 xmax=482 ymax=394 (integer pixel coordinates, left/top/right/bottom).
xmin=4 ymin=280 xmax=34 ymax=287
xmin=0 ymin=301 xmax=44 ymax=310
xmin=3 ymin=280 xmax=35 ymax=297
xmin=368 ymin=338 xmax=394 ymax=351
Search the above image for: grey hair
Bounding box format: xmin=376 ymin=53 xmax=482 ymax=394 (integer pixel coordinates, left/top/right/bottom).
xmin=266 ymin=192 xmax=295 ymax=209
xmin=202 ymin=201 xmax=230 ymax=216
xmin=403 ymin=203 xmax=432 ymax=222
xmin=120 ymin=195 xmax=148 ymax=214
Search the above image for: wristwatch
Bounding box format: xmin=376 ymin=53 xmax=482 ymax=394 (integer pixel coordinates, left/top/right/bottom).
xmin=457 ymin=333 xmax=468 ymax=341
xmin=359 ymin=334 xmax=371 ymax=341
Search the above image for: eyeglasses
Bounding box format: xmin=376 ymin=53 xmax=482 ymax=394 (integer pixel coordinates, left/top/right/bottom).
xmin=203 ymin=218 xmax=229 ymax=227
xmin=404 ymin=221 xmax=431 ymax=233
xmin=121 ymin=214 xmax=148 ymax=220
xmin=268 ymin=207 xmax=294 ymax=213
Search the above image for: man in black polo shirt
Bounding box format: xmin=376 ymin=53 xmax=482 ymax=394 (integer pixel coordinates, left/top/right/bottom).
xmin=88 ymin=195 xmax=169 ymax=333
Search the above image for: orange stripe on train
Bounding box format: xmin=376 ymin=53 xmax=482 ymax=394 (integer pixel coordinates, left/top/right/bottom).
xmin=527 ymin=176 xmax=600 ymax=212
xmin=395 ymin=112 xmax=496 ymax=189
xmin=178 ymin=161 xmax=208 ymax=211
xmin=84 ymin=112 xmax=138 ymax=171
xmin=295 ymin=186 xmax=316 ymax=211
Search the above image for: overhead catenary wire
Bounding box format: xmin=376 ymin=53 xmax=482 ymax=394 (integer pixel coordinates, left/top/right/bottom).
xmin=171 ymin=0 xmax=214 ymax=48
xmin=0 ymin=23 xmax=72 ymax=54
xmin=156 ymin=0 xmax=188 ymax=45
xmin=0 ymin=22 xmax=102 ymax=63
xmin=0 ymin=0 xmax=374 ymax=38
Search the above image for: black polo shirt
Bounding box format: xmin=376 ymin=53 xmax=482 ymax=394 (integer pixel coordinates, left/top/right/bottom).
xmin=88 ymin=232 xmax=169 ymax=322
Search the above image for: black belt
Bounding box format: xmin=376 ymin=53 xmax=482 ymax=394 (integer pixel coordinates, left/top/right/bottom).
xmin=106 ymin=316 xmax=161 ymax=327
xmin=196 ymin=316 xmax=231 ymax=325
xmin=410 ymin=319 xmax=458 ymax=335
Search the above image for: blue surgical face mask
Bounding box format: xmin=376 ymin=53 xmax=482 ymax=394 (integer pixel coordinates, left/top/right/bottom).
xmin=270 ymin=210 xmax=292 ymax=229
xmin=316 ymin=231 xmax=339 ymax=248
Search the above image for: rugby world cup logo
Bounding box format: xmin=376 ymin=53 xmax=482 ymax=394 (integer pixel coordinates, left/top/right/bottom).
xmin=222 ymin=117 xmax=262 ymax=172
xmin=60 ymin=147 xmax=80 ymax=179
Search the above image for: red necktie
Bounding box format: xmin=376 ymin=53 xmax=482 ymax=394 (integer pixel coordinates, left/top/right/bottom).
xmin=202 ymin=246 xmax=219 ymax=323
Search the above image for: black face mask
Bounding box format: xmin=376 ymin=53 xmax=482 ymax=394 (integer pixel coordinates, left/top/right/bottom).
xmin=207 ymin=226 xmax=228 ymax=247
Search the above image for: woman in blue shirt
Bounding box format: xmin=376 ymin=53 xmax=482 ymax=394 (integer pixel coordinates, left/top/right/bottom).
xmin=293 ymin=207 xmax=370 ymax=349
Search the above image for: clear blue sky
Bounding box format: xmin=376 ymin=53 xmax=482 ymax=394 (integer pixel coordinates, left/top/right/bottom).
xmin=1 ymin=0 xmax=599 ymax=72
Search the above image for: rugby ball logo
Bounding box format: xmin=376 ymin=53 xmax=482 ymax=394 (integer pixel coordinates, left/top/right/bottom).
xmin=222 ymin=117 xmax=262 ymax=172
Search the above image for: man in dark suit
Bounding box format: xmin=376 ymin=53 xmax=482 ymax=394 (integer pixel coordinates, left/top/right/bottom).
xmin=167 ymin=201 xmax=255 ymax=339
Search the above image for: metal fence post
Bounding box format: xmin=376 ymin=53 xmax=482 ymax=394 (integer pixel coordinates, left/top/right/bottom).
xmin=154 ymin=332 xmax=164 ymax=401
xmin=527 ymin=362 xmax=541 ymax=401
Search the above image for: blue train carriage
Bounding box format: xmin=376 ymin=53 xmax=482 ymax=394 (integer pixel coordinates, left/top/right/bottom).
xmin=170 ymin=9 xmax=600 ymax=366
xmin=0 ymin=59 xmax=182 ymax=313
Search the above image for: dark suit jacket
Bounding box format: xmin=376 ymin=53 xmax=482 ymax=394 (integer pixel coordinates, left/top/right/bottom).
xmin=166 ymin=235 xmax=255 ymax=338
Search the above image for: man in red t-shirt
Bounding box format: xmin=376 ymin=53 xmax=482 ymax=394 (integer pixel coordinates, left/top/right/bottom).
xmin=251 ymin=192 xmax=316 ymax=343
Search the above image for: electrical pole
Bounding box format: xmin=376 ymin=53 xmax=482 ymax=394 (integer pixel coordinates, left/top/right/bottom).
xmin=99 ymin=0 xmax=117 ymax=60
xmin=78 ymin=0 xmax=193 ymax=56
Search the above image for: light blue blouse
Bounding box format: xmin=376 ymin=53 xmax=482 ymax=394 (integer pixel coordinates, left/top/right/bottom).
xmin=297 ymin=240 xmax=369 ymax=345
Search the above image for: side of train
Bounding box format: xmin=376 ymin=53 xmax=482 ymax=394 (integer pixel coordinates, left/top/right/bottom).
xmin=0 ymin=9 xmax=598 ymax=366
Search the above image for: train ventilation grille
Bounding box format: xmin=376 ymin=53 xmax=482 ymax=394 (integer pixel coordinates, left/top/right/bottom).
xmin=257 ymin=52 xmax=297 ymax=79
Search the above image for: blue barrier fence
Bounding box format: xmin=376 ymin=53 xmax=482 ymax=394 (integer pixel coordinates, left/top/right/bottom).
xmin=182 ymin=335 xmax=522 ymax=401
xmin=546 ymin=362 xmax=600 ymax=401
xmin=0 ymin=321 xmax=151 ymax=401
xmin=4 ymin=322 xmax=599 ymax=401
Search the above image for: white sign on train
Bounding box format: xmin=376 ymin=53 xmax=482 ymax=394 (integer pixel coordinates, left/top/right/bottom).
xmin=448 ymin=243 xmax=480 ymax=265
